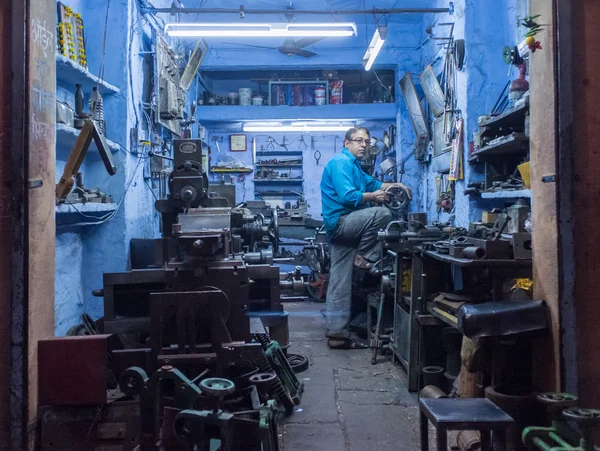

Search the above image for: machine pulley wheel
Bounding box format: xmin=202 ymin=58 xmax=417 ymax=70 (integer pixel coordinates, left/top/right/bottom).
xmin=119 ymin=367 xmax=148 ymax=396
xmin=249 ymin=372 xmax=277 ymax=386
xmin=562 ymin=408 xmax=600 ymax=426
xmin=199 ymin=377 xmax=236 ymax=396
xmin=287 ymin=354 xmax=309 ymax=373
xmin=267 ymin=207 xmax=280 ymax=254
xmin=385 ymin=185 xmax=409 ymax=212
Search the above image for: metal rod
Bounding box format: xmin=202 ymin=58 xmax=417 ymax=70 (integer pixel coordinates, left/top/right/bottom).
xmin=143 ymin=7 xmax=450 ymax=15
xmin=149 ymin=150 xmax=174 ymax=161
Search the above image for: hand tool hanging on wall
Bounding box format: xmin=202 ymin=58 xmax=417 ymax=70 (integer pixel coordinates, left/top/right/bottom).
xmin=298 ymin=136 xmax=308 ymax=150
xmin=311 ymin=137 xmax=321 ymax=165
xmin=212 ymin=135 xmax=222 ymax=152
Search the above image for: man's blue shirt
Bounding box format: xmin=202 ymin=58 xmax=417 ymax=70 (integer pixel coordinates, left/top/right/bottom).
xmin=320 ymin=147 xmax=383 ymax=234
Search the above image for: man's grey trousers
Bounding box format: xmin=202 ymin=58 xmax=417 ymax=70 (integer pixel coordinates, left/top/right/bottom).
xmin=325 ymin=207 xmax=392 ymax=338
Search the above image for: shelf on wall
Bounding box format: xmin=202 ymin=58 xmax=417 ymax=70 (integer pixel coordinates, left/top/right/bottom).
xmin=55 ymin=202 xmax=117 ymax=227
xmin=468 ymin=133 xmax=529 ymax=162
xmin=211 ymin=168 xmax=253 ymax=173
xmin=478 ymin=102 xmax=528 ymax=129
xmin=480 ymin=189 xmax=531 ymax=199
xmin=254 ymin=179 xmax=304 ymax=183
xmin=256 ymin=151 xmax=303 ymax=157
xmin=56 ymin=54 xmax=120 ymax=95
xmin=195 ymin=103 xmax=397 ymax=123
xmin=255 ymin=164 xmax=303 ymax=168
xmin=56 ymin=123 xmax=120 ymax=160
xmin=256 ymin=191 xmax=304 ymax=197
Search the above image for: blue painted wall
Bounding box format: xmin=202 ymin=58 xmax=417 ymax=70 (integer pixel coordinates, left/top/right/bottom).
xmin=54 ymin=0 xmax=169 ymax=334
xmin=414 ymin=0 xmax=529 ymax=227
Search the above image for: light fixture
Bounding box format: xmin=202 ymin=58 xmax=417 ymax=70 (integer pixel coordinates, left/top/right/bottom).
xmin=362 ymin=25 xmax=387 ymax=71
xmin=243 ymin=121 xmax=354 ymax=133
xmin=165 ymin=22 xmax=357 ymax=38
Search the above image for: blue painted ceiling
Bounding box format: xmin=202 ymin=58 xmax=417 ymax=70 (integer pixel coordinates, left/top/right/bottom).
xmin=167 ymin=0 xmax=440 ymax=53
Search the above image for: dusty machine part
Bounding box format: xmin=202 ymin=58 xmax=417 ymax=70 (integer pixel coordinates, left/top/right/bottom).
xmin=484 ymin=385 xmax=541 ymax=450
xmin=174 ymin=399 xmax=281 ymax=451
xmin=255 ymin=332 xmax=304 ymax=414
xmin=421 ymin=366 xmax=445 ymax=388
xmin=39 ymin=397 xmax=140 ymax=451
xmin=420 ymin=385 xmax=448 ymax=399
xmin=463 ymin=246 xmax=486 ymax=259
xmin=457 ymin=430 xmax=481 ymax=451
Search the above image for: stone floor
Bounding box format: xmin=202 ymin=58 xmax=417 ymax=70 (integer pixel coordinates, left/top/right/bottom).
xmin=281 ymin=302 xmax=421 ymax=451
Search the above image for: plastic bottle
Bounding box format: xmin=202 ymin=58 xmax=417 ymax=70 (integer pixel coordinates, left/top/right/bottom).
xmin=89 ymin=86 xmax=105 ymax=134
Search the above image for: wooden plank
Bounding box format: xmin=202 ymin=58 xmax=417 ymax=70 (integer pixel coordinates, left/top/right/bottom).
xmin=28 ymin=0 xmax=57 ymax=446
xmin=529 ymin=0 xmax=560 ymax=391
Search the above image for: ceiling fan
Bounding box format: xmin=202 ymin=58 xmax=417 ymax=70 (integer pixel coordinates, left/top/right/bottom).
xmin=221 ymin=37 xmax=324 ymax=58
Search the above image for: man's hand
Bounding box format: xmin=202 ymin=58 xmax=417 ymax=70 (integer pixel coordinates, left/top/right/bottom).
xmin=363 ymin=189 xmax=390 ymax=204
xmin=384 ymin=183 xmax=412 ymax=200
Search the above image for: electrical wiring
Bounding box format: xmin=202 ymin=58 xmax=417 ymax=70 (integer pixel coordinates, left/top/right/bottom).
xmin=96 ymin=0 xmax=111 ymax=89
xmin=144 ymin=178 xmax=159 ymax=200
xmin=372 ymin=69 xmax=393 ymax=98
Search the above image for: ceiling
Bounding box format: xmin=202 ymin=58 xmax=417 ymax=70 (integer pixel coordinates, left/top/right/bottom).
xmin=162 ymin=0 xmax=443 ymax=52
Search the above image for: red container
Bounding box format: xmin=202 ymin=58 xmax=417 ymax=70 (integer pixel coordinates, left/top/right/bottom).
xmin=329 ymin=80 xmax=343 ymax=104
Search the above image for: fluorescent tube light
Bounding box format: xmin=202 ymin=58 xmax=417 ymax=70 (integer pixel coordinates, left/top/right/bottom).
xmin=362 ymin=25 xmax=387 ymax=71
xmin=243 ymin=122 xmax=353 ymax=133
xmin=164 ymin=22 xmax=357 ymax=37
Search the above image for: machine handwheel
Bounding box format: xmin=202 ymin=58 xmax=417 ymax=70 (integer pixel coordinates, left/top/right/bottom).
xmin=562 ymin=408 xmax=600 ymax=427
xmin=249 ymin=372 xmax=277 ymax=386
xmin=537 ymin=392 xmax=579 ymax=408
xmin=199 ymin=377 xmax=236 ymax=396
xmin=267 ymin=208 xmax=279 ymax=254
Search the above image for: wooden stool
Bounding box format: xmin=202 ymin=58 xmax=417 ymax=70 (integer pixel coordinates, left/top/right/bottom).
xmin=419 ymin=398 xmax=514 ymax=451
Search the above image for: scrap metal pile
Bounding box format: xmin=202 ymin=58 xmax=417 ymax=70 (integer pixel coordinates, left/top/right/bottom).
xmin=38 ymin=139 xmax=308 ymax=450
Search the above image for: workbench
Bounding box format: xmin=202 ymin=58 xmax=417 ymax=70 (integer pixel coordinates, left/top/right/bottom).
xmin=398 ymin=247 xmax=533 ymax=392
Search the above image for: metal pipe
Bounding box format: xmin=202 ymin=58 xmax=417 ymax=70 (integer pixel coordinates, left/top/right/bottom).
xmin=463 ymin=247 xmax=486 ymax=259
xmin=143 ymin=7 xmax=450 ymax=15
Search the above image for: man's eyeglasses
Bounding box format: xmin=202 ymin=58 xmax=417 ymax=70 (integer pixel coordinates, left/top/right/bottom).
xmin=348 ymin=138 xmax=368 ymax=144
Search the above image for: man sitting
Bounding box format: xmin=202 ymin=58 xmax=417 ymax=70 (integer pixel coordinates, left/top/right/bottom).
xmin=320 ymin=127 xmax=411 ymax=349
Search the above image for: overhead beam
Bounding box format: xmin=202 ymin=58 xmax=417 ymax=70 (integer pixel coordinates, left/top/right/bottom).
xmin=142 ymin=7 xmax=450 ymax=15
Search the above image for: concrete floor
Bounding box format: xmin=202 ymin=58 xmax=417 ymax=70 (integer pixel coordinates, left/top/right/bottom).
xmin=281 ymin=302 xmax=421 ymax=451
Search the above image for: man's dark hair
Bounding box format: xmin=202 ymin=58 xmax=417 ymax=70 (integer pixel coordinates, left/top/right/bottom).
xmin=344 ymin=127 xmax=370 ymax=143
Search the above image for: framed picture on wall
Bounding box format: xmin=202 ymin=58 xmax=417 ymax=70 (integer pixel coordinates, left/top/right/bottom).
xmin=230 ymin=134 xmax=247 ymax=152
